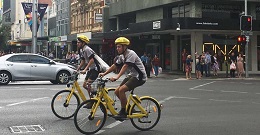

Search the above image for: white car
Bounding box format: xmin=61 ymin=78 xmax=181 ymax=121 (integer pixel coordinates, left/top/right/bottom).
xmin=0 ymin=53 xmax=77 ymax=85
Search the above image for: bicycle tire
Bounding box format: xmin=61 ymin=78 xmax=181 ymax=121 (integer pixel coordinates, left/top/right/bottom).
xmin=74 ymin=99 xmax=107 ymax=134
xmin=51 ymin=90 xmax=80 ymax=119
xmin=130 ymin=97 xmax=161 ymax=131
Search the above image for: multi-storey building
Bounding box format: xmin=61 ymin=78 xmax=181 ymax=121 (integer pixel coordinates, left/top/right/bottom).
xmin=102 ymin=0 xmax=260 ymax=73
xmin=3 ymin=0 xmax=51 ymax=53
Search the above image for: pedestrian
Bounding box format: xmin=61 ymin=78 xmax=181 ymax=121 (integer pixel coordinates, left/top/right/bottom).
xmin=236 ymin=53 xmax=244 ymax=78
xmin=229 ymin=52 xmax=237 ymax=78
xmin=204 ymin=51 xmax=211 ymax=77
xmin=212 ymin=53 xmax=219 ymax=76
xmin=99 ymin=37 xmax=147 ymax=120
xmin=146 ymin=53 xmax=152 ymax=78
xmin=181 ymin=49 xmax=188 ymax=72
xmin=195 ymin=52 xmax=201 ymax=79
xmin=185 ymin=55 xmax=193 ymax=79
xmin=152 ymin=54 xmax=160 ymax=77
xmin=76 ymin=35 xmax=101 ymax=108
xmin=140 ymin=52 xmax=148 ymax=75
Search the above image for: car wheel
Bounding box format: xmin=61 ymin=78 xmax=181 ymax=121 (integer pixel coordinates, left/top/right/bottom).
xmin=56 ymin=71 xmax=70 ymax=84
xmin=0 ymin=71 xmax=11 ymax=85
xmin=50 ymin=80 xmax=59 ymax=84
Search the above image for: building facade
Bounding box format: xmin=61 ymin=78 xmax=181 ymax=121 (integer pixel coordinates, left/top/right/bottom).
xmin=102 ymin=0 xmax=260 ymax=73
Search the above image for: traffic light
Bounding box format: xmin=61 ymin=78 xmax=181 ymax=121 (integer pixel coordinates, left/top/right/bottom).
xmin=240 ymin=15 xmax=252 ymax=31
xmin=237 ymin=35 xmax=247 ymax=45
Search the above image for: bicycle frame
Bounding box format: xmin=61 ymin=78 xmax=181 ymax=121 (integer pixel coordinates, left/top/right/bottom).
xmin=90 ymin=81 xmax=152 ymax=119
xmin=65 ymin=80 xmax=87 ymax=105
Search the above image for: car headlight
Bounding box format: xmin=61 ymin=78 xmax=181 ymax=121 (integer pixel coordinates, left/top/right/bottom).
xmin=68 ymin=65 xmax=76 ymax=70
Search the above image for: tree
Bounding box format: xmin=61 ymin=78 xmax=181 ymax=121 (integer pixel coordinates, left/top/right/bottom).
xmin=0 ymin=22 xmax=11 ymax=51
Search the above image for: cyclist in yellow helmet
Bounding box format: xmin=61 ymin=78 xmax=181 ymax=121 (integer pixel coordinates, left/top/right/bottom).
xmin=99 ymin=37 xmax=147 ymax=120
xmin=76 ymin=35 xmax=100 ymax=106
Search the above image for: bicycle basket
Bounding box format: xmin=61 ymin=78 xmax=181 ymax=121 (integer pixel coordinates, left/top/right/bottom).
xmin=90 ymin=80 xmax=98 ymax=92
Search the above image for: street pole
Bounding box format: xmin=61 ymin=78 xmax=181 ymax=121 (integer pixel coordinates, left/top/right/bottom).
xmin=32 ymin=0 xmax=38 ymax=53
xmin=244 ymin=0 xmax=249 ymax=78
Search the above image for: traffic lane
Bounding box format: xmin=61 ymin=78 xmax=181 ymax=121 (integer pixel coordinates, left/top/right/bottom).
xmin=168 ymin=97 xmax=260 ymax=135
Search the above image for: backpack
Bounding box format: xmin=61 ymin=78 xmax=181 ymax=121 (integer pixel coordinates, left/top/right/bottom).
xmin=93 ymin=54 xmax=110 ymax=72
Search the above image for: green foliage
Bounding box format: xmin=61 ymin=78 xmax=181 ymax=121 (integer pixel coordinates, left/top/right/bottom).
xmin=0 ymin=22 xmax=11 ymax=51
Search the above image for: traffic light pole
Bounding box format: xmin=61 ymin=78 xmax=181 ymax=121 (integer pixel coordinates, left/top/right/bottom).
xmin=32 ymin=0 xmax=38 ymax=54
xmin=244 ymin=0 xmax=249 ymax=78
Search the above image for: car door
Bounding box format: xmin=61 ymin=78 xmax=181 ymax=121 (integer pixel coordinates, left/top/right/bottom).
xmin=29 ymin=55 xmax=56 ymax=80
xmin=5 ymin=55 xmax=31 ymax=80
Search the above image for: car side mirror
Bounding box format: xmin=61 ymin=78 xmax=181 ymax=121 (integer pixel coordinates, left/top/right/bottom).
xmin=49 ymin=60 xmax=56 ymax=65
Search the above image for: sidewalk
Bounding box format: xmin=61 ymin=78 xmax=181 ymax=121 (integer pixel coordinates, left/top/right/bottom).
xmin=78 ymin=70 xmax=260 ymax=82
xmin=160 ymin=70 xmax=260 ymax=80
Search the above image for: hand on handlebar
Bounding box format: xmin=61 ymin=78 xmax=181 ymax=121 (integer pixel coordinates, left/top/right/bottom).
xmin=109 ymin=77 xmax=118 ymax=82
xmin=99 ymin=73 xmax=106 ymax=78
xmin=80 ymin=70 xmax=88 ymax=74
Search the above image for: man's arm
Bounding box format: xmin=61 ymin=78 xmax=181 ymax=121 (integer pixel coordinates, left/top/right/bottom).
xmin=77 ymin=59 xmax=85 ymax=71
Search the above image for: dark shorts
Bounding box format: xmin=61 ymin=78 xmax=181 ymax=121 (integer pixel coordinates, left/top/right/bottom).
xmin=85 ymin=69 xmax=99 ymax=81
xmin=120 ymin=76 xmax=146 ymax=90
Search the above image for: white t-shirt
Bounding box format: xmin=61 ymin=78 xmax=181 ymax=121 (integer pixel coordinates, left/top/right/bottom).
xmin=81 ymin=45 xmax=97 ymax=70
xmin=116 ymin=49 xmax=147 ymax=81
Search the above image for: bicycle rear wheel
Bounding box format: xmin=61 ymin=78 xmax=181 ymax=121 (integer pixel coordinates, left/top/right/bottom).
xmin=51 ymin=90 xmax=80 ymax=119
xmin=74 ymin=99 xmax=107 ymax=134
xmin=130 ymin=97 xmax=161 ymax=131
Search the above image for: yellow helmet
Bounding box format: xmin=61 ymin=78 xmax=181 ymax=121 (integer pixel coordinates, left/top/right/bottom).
xmin=77 ymin=35 xmax=90 ymax=44
xmin=115 ymin=37 xmax=130 ymax=45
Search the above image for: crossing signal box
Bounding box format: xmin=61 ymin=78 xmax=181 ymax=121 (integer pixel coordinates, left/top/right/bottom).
xmin=237 ymin=35 xmax=247 ymax=45
xmin=240 ymin=15 xmax=252 ymax=31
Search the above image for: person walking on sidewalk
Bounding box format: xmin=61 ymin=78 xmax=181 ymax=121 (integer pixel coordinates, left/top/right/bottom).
xmin=152 ymin=54 xmax=160 ymax=77
xmin=76 ymin=35 xmax=100 ymax=101
xmin=146 ymin=53 xmax=153 ymax=78
xmin=185 ymin=55 xmax=193 ymax=79
xmin=99 ymin=37 xmax=147 ymax=120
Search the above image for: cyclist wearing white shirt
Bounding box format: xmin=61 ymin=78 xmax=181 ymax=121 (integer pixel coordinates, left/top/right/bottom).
xmin=99 ymin=37 xmax=147 ymax=120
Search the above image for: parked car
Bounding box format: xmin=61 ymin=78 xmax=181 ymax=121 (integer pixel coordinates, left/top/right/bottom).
xmin=0 ymin=53 xmax=77 ymax=85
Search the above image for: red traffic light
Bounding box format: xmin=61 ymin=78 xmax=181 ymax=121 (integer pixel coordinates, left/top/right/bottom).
xmin=247 ymin=17 xmax=251 ymax=22
xmin=237 ymin=35 xmax=247 ymax=45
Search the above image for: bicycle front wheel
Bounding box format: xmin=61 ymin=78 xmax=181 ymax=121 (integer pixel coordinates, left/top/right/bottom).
xmin=74 ymin=99 xmax=107 ymax=134
xmin=130 ymin=97 xmax=161 ymax=131
xmin=51 ymin=90 xmax=80 ymax=119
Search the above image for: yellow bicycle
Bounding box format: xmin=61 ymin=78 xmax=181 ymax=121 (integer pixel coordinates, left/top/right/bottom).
xmin=51 ymin=72 xmax=117 ymax=119
xmin=74 ymin=77 xmax=162 ymax=134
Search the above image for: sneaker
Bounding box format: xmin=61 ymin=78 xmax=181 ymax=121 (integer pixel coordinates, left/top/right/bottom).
xmin=113 ymin=110 xmax=127 ymax=121
xmin=83 ymin=102 xmax=94 ymax=109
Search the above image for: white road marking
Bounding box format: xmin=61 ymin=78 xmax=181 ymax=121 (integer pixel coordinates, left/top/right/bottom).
xmin=189 ymin=81 xmax=216 ymax=90
xmin=96 ymin=130 xmax=105 ymax=134
xmin=25 ymin=88 xmax=46 ymax=90
xmin=221 ymin=90 xmax=248 ymax=94
xmin=189 ymin=88 xmax=214 ymax=92
xmin=172 ymin=96 xmax=199 ymax=100
xmin=6 ymin=101 xmax=29 ymax=106
xmin=6 ymin=97 xmax=49 ymax=107
xmin=105 ymin=121 xmax=123 ymax=129
xmin=0 ymin=87 xmax=21 ymax=89
xmin=209 ymin=99 xmax=241 ymax=103
xmin=0 ymin=106 xmax=3 ymax=109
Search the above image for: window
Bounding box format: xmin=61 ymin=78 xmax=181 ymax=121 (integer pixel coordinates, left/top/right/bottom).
xmin=7 ymin=55 xmax=29 ymax=63
xmin=171 ymin=3 xmax=190 ymax=18
xmin=29 ymin=55 xmax=49 ymax=64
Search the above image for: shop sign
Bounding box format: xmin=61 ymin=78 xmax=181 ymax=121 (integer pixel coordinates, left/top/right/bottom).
xmin=153 ymin=21 xmax=161 ymax=29
xmin=60 ymin=36 xmax=67 ymax=41
xmin=95 ymin=13 xmax=102 ymax=23
xmin=196 ymin=22 xmax=218 ymax=26
xmin=49 ymin=37 xmax=60 ymax=42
